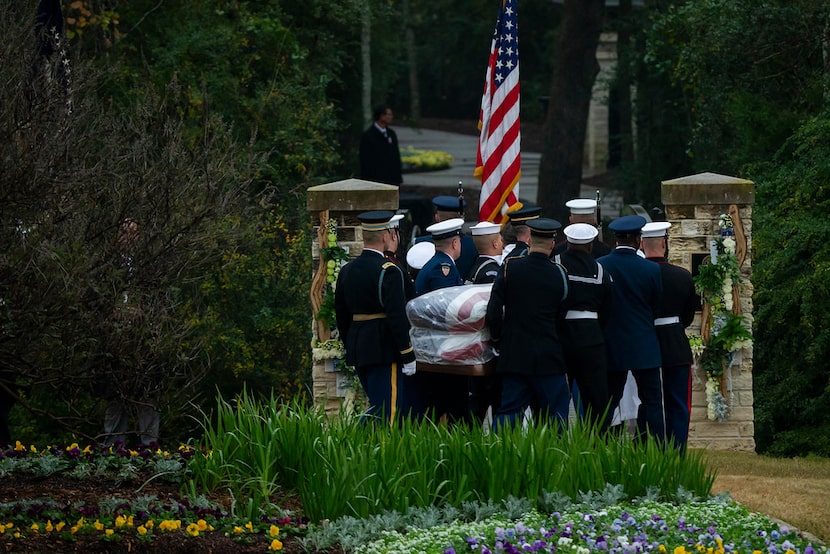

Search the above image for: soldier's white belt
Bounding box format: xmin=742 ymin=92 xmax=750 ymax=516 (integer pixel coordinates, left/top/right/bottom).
xmin=565 ymin=310 xmax=598 ymax=320
xmin=353 ymin=313 xmax=387 ymax=321
xmin=654 ymin=316 xmax=680 ymax=326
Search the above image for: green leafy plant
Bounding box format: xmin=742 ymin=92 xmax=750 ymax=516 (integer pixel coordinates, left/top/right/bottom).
xmin=692 ymin=216 xmax=752 ymax=421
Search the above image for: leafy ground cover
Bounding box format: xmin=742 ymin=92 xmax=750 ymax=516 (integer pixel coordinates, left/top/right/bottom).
xmin=2 ymin=397 xmax=828 ymax=553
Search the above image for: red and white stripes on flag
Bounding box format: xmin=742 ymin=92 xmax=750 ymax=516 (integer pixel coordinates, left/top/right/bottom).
xmin=475 ymin=0 xmax=521 ymax=224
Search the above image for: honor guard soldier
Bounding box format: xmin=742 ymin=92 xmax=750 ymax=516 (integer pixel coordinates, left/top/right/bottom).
xmin=555 ymin=223 xmax=614 ymax=429
xmin=414 ymin=218 xmax=465 ymax=296
xmin=500 ymin=206 xmax=541 ymax=262
xmin=553 ymin=198 xmax=610 ymax=259
xmin=641 ymin=221 xmax=699 ymax=452
xmin=334 ymin=211 xmax=417 ymax=424
xmin=412 ymin=217 xmax=468 ymax=423
xmin=385 ymin=214 xmax=415 ymax=300
xmin=486 ymin=218 xmax=571 ymax=429
xmin=597 ymin=215 xmax=665 ymax=444
xmin=415 ymin=196 xmax=479 ymax=278
xmin=466 ymin=221 xmax=504 ymax=284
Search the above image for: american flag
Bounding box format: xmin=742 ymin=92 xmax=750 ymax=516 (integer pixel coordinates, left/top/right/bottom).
xmin=475 ymin=0 xmax=521 ymax=224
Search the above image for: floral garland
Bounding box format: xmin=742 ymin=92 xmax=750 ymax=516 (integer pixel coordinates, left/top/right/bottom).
xmin=312 ymin=219 xmax=357 ymax=382
xmin=692 ymin=213 xmax=753 ymax=421
xmin=315 ymin=219 xmax=349 ymax=336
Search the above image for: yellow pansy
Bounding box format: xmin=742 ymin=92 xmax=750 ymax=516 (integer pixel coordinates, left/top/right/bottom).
xmin=137 ymin=525 xmax=148 ymax=536
xmin=270 ymin=538 xmax=284 ymax=551
xmin=186 ymin=523 xmax=199 ymax=537
xmin=45 ymin=520 xmax=53 ymax=532
xmin=197 ymin=519 xmax=208 ymax=531
xmin=94 ymin=520 xmax=104 ymax=531
xmin=245 ymin=521 xmax=254 ymax=532
xmin=233 ymin=526 xmax=244 ymax=534
xmin=269 ymin=525 xmax=280 ymax=537
xmin=55 ymin=522 xmax=66 ymax=532
xmin=30 ymin=523 xmax=39 ymax=532
xmin=105 ymin=529 xmax=114 ymax=536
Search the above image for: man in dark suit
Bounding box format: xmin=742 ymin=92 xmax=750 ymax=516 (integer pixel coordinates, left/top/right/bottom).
xmin=641 ymin=221 xmax=699 ymax=453
xmin=554 ymin=223 xmax=614 ymax=430
xmin=598 ymin=215 xmax=665 ymax=444
xmin=359 ymin=104 xmax=403 ymax=185
xmin=335 ymin=211 xmax=417 ymax=424
xmin=552 ymin=198 xmax=610 ymax=259
xmin=486 ymin=218 xmax=570 ymax=429
xmin=415 ymin=196 xmax=479 ymax=278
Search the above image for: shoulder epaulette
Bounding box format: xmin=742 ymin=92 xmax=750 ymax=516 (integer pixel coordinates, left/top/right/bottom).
xmin=381 ymin=261 xmax=396 ymax=270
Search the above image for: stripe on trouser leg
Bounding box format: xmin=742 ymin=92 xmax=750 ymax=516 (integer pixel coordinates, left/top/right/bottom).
xmin=389 ymin=363 xmax=398 ymax=426
xmin=658 ymin=367 xmax=667 ymax=441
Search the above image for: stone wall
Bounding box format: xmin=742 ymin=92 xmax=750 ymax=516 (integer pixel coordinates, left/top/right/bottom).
xmin=307 ymin=179 xmax=398 ymax=414
xmin=661 ymin=172 xmax=755 ymax=451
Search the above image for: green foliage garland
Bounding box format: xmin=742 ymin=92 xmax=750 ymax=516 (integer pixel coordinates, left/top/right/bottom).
xmin=693 ymin=214 xmax=752 ymax=421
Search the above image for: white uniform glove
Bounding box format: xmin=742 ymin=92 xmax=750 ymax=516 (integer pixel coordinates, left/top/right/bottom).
xmin=402 ymin=361 xmax=417 ymax=376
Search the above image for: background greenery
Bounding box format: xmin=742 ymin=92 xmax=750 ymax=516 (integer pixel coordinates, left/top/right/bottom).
xmin=1 ymin=0 xmax=828 ymax=456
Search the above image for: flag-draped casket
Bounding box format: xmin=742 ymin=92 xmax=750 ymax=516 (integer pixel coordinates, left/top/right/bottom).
xmin=406 ymin=284 xmax=495 ymax=365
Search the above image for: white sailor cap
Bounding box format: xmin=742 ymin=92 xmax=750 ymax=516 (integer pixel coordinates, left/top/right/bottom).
xmin=564 ymin=223 xmax=598 ymax=244
xmin=406 ymin=241 xmax=435 ymax=270
xmin=565 ymin=198 xmax=597 ymax=215
xmin=426 ymin=217 xmax=464 ymax=240
xmin=389 ymin=214 xmax=404 ymax=228
xmin=641 ymin=221 xmax=671 ymax=238
xmin=470 ymin=221 xmax=501 ymax=236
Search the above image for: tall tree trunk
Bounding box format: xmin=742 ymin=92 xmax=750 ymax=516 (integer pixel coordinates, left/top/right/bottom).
xmin=402 ymin=0 xmax=420 ymax=122
xmin=361 ymin=3 xmax=372 ymax=125
xmin=615 ymin=0 xmax=634 ymax=167
xmin=537 ymin=0 xmax=605 ymax=222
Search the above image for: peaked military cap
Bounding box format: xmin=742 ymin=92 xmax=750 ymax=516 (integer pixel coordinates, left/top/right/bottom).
xmin=641 ymin=221 xmax=671 ymax=238
xmin=470 ymin=221 xmax=501 ymax=236
xmin=506 ymin=206 xmax=541 ymax=225
xmin=358 ymin=210 xmax=395 ymax=231
xmin=426 ymin=217 xmax=464 ymax=240
xmin=389 ymin=214 xmax=404 ymax=228
xmin=432 ymin=195 xmax=466 ymax=212
xmin=608 ymin=215 xmax=647 ymax=235
xmin=406 ymin=241 xmax=435 ymax=270
xmin=565 ymin=198 xmax=597 ymax=215
xmin=526 ymin=217 xmax=562 ymax=238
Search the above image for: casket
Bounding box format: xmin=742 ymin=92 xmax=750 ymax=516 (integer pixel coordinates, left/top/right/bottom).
xmin=407 ymin=284 xmax=497 ymax=375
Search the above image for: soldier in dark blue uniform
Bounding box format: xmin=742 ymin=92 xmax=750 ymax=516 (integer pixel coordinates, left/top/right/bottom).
xmin=486 ymin=218 xmax=570 ymax=429
xmin=466 ymin=221 xmax=503 ymax=284
xmin=554 ymin=223 xmax=614 ymax=430
xmin=335 ymin=211 xmax=417 ymax=424
xmin=552 ymin=198 xmax=610 ymax=259
xmin=415 ymin=196 xmax=479 ymax=278
xmin=414 ymin=218 xmax=465 ymax=296
xmin=641 ymin=221 xmax=699 ymax=452
xmin=500 ymin=206 xmax=541 ymax=263
xmin=597 ymin=215 xmax=665 ymax=444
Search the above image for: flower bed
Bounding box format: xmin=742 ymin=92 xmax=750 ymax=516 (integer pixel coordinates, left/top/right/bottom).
xmin=0 ymin=441 xmax=307 ymax=552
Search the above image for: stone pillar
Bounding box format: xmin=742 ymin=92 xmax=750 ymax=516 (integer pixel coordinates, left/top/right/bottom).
xmin=306 ymin=179 xmax=399 ymax=414
xmin=661 ymin=172 xmax=755 ymax=451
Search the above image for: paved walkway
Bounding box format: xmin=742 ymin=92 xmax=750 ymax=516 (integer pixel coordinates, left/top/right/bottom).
xmin=396 ymin=125 xmax=623 ymax=217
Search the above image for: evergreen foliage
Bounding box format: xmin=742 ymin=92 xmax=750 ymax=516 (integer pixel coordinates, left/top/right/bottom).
xmin=751 ymin=112 xmax=830 ymax=456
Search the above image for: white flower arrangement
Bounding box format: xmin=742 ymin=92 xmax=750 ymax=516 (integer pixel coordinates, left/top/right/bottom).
xmin=694 ymin=213 xmax=753 ymax=421
xmin=312 ymin=338 xmax=346 ymax=362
